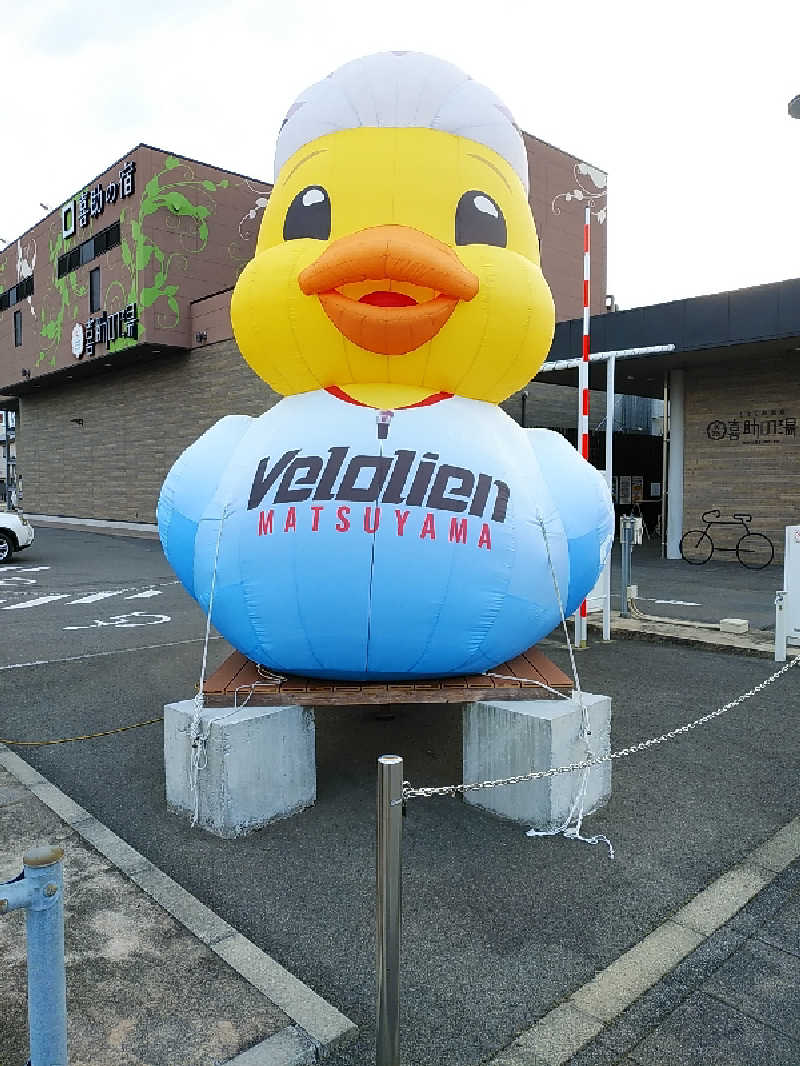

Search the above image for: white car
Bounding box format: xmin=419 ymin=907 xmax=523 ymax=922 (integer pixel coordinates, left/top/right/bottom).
xmin=0 ymin=511 xmax=35 ymax=563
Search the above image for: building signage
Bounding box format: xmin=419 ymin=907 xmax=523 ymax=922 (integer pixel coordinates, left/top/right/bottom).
xmin=72 ymin=303 xmax=139 ymax=359
xmin=62 ymin=161 xmax=136 ymax=239
xmin=706 ymin=408 xmax=796 ymax=445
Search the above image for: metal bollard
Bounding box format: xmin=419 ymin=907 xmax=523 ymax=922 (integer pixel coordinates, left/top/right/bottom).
xmin=376 ymin=756 xmax=403 ymax=1066
xmin=0 ymin=844 xmax=68 ymax=1066
xmin=620 ymin=516 xmax=635 ymax=618
xmin=775 ymin=590 xmax=787 ymax=662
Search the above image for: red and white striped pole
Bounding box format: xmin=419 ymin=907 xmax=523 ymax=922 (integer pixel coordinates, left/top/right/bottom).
xmin=580 ymin=204 xmax=591 ymax=461
xmin=576 ymin=204 xmax=591 ymax=647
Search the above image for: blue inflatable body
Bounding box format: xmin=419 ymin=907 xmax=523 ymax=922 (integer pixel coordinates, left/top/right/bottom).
xmin=158 ymin=51 xmax=615 ymax=681
xmin=158 ymin=391 xmax=612 ymax=679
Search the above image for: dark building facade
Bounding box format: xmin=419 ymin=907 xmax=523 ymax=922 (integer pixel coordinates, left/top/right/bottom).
xmin=546 ymin=278 xmax=800 ymax=561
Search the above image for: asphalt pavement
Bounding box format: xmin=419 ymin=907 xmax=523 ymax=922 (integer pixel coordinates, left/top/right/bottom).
xmin=1 ymin=527 xmax=798 ymax=1065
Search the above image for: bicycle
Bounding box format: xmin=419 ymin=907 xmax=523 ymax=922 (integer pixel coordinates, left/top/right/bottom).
xmin=679 ymin=510 xmax=774 ymax=569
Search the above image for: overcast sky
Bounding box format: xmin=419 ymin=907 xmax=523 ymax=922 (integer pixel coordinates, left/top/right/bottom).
xmin=3 ymin=0 xmax=798 ymax=311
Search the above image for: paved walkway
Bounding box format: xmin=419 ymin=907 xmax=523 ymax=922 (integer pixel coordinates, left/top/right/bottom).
xmin=564 ymin=848 xmax=800 ymax=1065
xmin=0 ymin=746 xmax=356 ymax=1066
xmin=3 ymin=737 xmax=798 ymax=1065
xmin=489 ymin=820 xmax=800 ymax=1065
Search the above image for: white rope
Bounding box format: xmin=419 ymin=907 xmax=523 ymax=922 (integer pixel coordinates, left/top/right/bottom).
xmin=234 ymin=665 xmax=287 ymax=708
xmin=517 ymin=515 xmax=611 ymax=854
xmin=189 ymin=508 xmax=229 ymax=828
xmin=484 ymin=671 xmax=574 ymax=702
xmin=185 ymin=513 xmax=290 ymax=827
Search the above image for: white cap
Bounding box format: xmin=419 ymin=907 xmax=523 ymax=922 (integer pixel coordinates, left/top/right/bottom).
xmin=275 ymin=51 xmax=529 ymax=192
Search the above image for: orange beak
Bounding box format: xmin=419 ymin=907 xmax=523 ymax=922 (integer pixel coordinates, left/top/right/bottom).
xmin=297 ymin=225 xmax=479 ymax=356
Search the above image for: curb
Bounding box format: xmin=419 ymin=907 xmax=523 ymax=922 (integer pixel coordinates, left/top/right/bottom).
xmin=487 ymin=816 xmax=800 ymax=1065
xmin=587 ymin=615 xmax=796 ymax=660
xmin=25 ymin=514 xmax=160 ymax=539
xmin=0 ymin=744 xmax=358 ymax=1065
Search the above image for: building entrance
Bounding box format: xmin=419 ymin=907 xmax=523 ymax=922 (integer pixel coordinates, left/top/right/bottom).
xmin=553 ymin=428 xmax=664 ymax=539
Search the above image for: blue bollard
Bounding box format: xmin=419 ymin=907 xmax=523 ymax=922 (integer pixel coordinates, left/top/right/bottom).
xmin=0 ymin=844 xmax=68 ymax=1066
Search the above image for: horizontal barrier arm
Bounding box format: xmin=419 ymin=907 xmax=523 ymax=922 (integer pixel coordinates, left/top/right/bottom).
xmin=0 ymin=875 xmax=34 ymax=914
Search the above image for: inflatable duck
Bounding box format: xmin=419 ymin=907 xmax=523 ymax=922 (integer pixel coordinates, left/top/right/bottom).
xmin=158 ymin=52 xmax=613 ymax=680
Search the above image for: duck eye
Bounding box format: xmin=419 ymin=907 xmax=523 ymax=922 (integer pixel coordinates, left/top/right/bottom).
xmin=283 ymin=186 xmax=331 ymax=240
xmin=455 ymin=190 xmax=507 ymax=248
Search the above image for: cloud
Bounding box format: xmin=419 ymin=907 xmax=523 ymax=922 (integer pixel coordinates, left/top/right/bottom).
xmin=3 ymin=0 xmax=799 ymax=309
xmin=29 ymin=0 xmax=223 ymax=56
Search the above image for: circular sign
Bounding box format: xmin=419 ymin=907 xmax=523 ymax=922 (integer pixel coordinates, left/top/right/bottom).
xmin=71 ymin=322 xmax=85 ymax=359
xmin=706 ymin=420 xmax=727 ymax=440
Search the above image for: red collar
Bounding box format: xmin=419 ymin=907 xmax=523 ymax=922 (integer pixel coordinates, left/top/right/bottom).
xmin=324 ymin=385 xmax=453 ymax=410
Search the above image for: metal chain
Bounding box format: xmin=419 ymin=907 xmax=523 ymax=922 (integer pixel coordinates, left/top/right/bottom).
xmin=403 ymin=655 xmax=798 ymax=800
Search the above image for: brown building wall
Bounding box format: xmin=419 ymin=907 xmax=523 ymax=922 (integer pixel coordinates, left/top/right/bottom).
xmin=524 ymin=133 xmax=607 ymax=322
xmin=683 ymin=356 xmax=800 ymax=561
xmin=18 ymin=341 xmax=279 ymax=523
xmin=190 ymin=291 xmax=237 ymax=347
xmin=136 ymin=147 xmax=270 ymax=350
xmin=0 ymin=145 xmax=270 ymax=391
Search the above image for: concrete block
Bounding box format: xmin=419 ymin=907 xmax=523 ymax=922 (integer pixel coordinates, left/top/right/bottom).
xmin=463 ymin=693 xmax=611 ymax=828
xmin=720 ymin=617 xmax=749 ymax=634
xmin=164 ymin=700 xmax=315 ymax=837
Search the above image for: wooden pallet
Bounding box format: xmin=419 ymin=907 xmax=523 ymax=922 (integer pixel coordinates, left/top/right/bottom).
xmin=202 ymin=647 xmax=573 ymax=708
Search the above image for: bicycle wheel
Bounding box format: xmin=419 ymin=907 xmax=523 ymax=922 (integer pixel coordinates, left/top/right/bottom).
xmin=736 ymin=533 xmax=774 ymax=570
xmin=680 ymin=530 xmax=713 ymax=564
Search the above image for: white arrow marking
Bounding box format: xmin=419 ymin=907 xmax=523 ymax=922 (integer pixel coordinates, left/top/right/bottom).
xmin=2 ymin=594 xmax=68 ymax=610
xmin=124 ymin=589 xmax=162 ymax=600
xmin=69 ymin=589 xmax=131 ymax=604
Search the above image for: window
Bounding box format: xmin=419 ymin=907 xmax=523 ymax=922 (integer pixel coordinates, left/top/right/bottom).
xmin=89 ymin=268 xmax=101 ymax=313
xmin=56 ymin=219 xmax=122 ymax=280
xmin=0 ymin=275 xmax=33 ymax=312
xmin=14 ymin=310 xmax=22 ymax=347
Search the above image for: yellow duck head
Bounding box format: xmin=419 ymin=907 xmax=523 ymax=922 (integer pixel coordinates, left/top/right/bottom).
xmin=231 ymin=51 xmax=555 ymax=410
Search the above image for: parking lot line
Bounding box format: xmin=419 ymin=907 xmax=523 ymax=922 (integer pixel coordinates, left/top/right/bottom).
xmin=2 ymin=594 xmax=67 ymax=610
